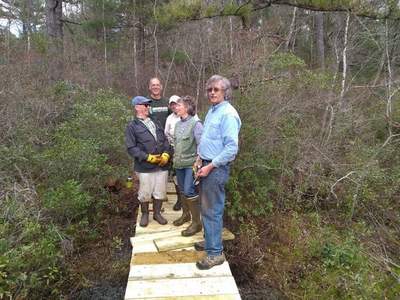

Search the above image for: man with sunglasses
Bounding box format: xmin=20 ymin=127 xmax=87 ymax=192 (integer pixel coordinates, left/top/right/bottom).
xmin=194 ymin=75 xmax=241 ymax=270
xmin=125 ymin=96 xmax=171 ymax=227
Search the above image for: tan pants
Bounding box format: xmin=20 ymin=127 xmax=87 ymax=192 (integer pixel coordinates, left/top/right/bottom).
xmin=136 ymin=170 xmax=168 ymax=203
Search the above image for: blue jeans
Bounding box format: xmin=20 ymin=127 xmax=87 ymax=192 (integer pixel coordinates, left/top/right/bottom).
xmin=175 ymin=167 xmax=197 ymax=198
xmin=199 ymin=162 xmax=230 ymax=256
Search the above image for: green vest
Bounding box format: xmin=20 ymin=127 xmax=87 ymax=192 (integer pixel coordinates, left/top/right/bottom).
xmin=173 ymin=116 xmax=198 ymax=168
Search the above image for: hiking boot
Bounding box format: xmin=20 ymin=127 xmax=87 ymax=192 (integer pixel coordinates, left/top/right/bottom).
xmin=153 ymin=199 xmax=167 ymax=225
xmin=173 ymin=184 xmax=182 ymax=211
xmin=139 ymin=202 xmax=149 ymax=227
xmin=173 ymin=194 xmax=190 ymax=226
xmin=196 ymin=253 xmax=226 ymax=270
xmin=181 ymin=195 xmax=202 ymax=237
xmin=194 ymin=240 xmax=205 ymax=251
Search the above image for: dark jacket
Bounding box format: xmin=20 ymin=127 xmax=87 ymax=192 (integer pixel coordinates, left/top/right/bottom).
xmin=125 ymin=118 xmax=171 ymax=173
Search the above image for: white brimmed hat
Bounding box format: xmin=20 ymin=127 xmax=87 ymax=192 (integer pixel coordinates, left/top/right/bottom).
xmin=169 ymin=95 xmax=180 ymax=104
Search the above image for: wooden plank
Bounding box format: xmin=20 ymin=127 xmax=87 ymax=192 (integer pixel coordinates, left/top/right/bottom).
xmin=131 ymin=250 xmax=205 ymax=265
xmin=126 ymin=295 xmax=241 ymax=300
xmin=135 ymin=221 xmax=187 ymax=236
xmin=132 ymin=227 xmax=196 ymax=246
xmin=167 ymin=183 xmax=177 ymax=194
xmin=132 ymin=228 xmax=183 ymax=242
xmin=132 ymin=240 xmax=158 ymax=254
xmin=132 ymin=240 xmax=195 ymax=254
xmin=154 ymin=228 xmax=235 ymax=252
xmin=124 ymin=276 xmax=240 ymax=299
xmin=135 ymin=213 xmax=183 ymax=234
xmin=166 ymin=193 xmax=177 ymax=200
xmin=128 ymin=262 xmax=232 ymax=280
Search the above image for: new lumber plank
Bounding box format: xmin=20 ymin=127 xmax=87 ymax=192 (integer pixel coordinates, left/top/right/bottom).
xmin=154 ymin=228 xmax=235 ymax=252
xmin=128 ymin=262 xmax=232 ymax=280
xmin=124 ymin=276 xmax=240 ymax=299
xmin=126 ymin=295 xmax=241 ymax=300
xmin=131 ymin=250 xmax=205 ymax=265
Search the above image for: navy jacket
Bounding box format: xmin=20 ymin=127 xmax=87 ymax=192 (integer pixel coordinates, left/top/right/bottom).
xmin=125 ymin=118 xmax=171 ymax=173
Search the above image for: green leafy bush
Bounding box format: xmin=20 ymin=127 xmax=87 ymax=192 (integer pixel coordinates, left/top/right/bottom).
xmin=44 ymin=180 xmax=92 ymax=225
xmin=40 ymin=135 xmax=110 ymax=187
xmin=0 ymin=217 xmax=63 ymax=299
xmin=268 ymin=52 xmax=306 ymax=72
xmin=301 ymin=232 xmax=398 ymax=299
xmin=227 ymin=164 xmax=277 ymax=219
xmin=0 ymin=86 xmax=130 ymax=298
xmin=38 ymin=89 xmax=129 ymax=189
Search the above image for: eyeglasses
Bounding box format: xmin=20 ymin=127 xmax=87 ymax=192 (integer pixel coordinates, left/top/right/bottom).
xmin=207 ymin=87 xmax=222 ymax=93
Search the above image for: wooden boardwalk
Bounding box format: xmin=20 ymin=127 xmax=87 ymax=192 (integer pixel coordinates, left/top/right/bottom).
xmin=124 ymin=183 xmax=241 ymax=300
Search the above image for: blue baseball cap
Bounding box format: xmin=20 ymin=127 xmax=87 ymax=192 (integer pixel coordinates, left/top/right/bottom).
xmin=131 ymin=96 xmax=152 ymax=106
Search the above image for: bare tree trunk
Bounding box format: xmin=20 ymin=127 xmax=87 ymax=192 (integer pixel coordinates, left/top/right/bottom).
xmin=196 ymin=33 xmax=205 ymax=109
xmin=152 ymin=0 xmax=159 ymax=78
xmin=130 ymin=0 xmax=145 ymax=94
xmin=133 ymin=26 xmax=138 ymax=93
xmin=285 ymin=7 xmax=297 ymax=51
xmin=339 ymin=12 xmax=350 ymax=108
xmin=229 ymin=17 xmax=233 ymax=59
xmin=6 ymin=14 xmax=11 ymax=64
xmin=23 ymin=0 xmax=34 ymax=66
xmin=102 ymin=0 xmax=108 ymax=85
xmin=136 ymin=17 xmax=145 ymax=93
xmin=46 ymin=0 xmax=64 ymax=82
xmin=385 ymin=19 xmax=393 ymax=136
xmin=164 ymin=45 xmax=177 ymax=95
xmin=153 ymin=24 xmax=159 ymax=77
xmin=315 ymin=12 xmax=325 ymax=70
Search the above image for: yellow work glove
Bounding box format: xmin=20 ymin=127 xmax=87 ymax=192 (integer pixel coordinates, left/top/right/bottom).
xmin=158 ymin=153 xmax=170 ymax=167
xmin=147 ymin=154 xmax=161 ymax=164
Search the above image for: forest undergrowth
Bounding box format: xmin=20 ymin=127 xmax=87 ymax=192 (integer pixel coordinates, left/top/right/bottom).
xmin=1 ymin=51 xmax=399 ymax=299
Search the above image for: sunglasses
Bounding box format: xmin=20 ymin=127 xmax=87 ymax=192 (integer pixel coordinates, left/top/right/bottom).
xmin=207 ymin=87 xmax=222 ymax=93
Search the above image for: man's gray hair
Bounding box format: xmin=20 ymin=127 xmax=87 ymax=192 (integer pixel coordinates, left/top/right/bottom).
xmin=206 ymin=75 xmax=233 ymax=100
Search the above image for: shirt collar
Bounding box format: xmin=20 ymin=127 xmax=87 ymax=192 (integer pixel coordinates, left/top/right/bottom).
xmin=211 ymin=100 xmax=227 ymax=112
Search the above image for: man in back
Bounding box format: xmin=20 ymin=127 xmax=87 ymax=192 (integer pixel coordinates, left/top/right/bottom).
xmin=148 ymin=77 xmax=170 ymax=129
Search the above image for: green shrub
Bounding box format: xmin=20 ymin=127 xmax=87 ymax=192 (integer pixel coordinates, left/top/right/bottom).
xmin=44 ymin=180 xmax=92 ymax=225
xmin=0 ymin=86 xmax=130 ymax=298
xmin=0 ymin=218 xmax=63 ymax=299
xmin=300 ymin=230 xmax=398 ymax=299
xmin=227 ymin=160 xmax=279 ymax=219
xmin=268 ymin=52 xmax=306 ymax=72
xmin=38 ymin=89 xmax=129 ymax=188
xmin=40 ymin=135 xmax=110 ymax=187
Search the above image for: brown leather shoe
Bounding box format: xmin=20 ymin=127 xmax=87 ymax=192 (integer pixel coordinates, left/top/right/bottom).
xmin=196 ymin=253 xmax=226 ymax=270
